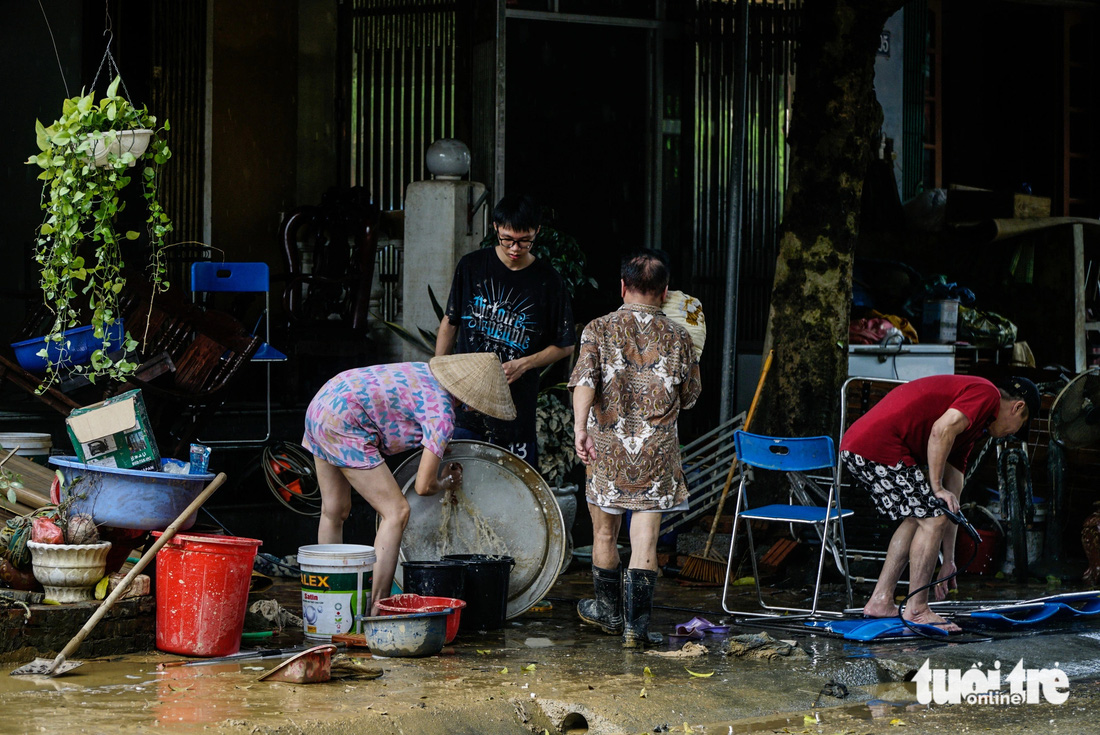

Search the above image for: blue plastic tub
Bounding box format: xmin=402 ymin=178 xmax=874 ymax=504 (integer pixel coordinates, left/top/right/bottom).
xmin=11 ymin=321 xmax=126 ymax=374
xmin=49 ymin=456 xmax=216 ymax=531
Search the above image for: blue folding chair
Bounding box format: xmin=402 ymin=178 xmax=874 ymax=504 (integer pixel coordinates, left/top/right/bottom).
xmin=721 ymin=431 xmax=854 ymax=617
xmin=190 ymin=262 xmax=288 ymax=443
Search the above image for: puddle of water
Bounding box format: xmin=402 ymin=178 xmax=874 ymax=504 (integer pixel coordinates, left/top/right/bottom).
xmin=699 ymin=684 xmax=923 ymax=734
xmin=525 ymin=636 xmax=576 ymax=648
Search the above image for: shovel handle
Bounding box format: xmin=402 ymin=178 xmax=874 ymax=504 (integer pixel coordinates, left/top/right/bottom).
xmin=48 ymin=472 xmax=228 ymax=670
xmin=700 ymin=350 xmax=773 ymax=558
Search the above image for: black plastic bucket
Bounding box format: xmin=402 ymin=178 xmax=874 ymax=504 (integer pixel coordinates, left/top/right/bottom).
xmin=441 ymin=554 xmax=515 ymax=631
xmin=402 ymin=560 xmax=466 ymax=599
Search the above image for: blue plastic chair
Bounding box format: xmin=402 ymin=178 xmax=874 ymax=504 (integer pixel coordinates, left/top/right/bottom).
xmin=190 ymin=262 xmax=288 ymax=443
xmin=721 ymin=431 xmax=854 ymax=617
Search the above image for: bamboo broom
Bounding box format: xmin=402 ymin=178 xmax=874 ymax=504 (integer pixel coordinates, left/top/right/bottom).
xmin=678 ymin=349 xmax=773 ymax=584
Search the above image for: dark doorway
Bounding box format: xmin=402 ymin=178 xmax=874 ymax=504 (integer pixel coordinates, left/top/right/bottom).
xmin=504 ymin=18 xmax=650 ymax=323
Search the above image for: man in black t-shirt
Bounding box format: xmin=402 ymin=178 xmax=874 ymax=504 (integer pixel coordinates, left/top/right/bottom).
xmin=435 ymin=194 xmax=575 ymax=471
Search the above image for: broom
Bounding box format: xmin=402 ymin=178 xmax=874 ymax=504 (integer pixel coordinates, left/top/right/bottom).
xmin=678 ymin=349 xmax=774 ymax=584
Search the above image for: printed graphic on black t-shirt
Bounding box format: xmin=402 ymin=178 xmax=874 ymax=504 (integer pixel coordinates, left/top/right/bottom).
xmin=460 ymin=283 xmax=537 ymax=362
xmin=445 ymin=248 xmax=574 ymax=444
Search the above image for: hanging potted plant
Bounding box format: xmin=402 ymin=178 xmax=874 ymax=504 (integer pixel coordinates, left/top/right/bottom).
xmin=25 ymin=75 xmax=173 ymax=389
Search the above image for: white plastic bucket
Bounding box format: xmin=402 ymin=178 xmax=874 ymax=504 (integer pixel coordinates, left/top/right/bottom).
xmin=0 ymin=432 xmax=53 ymax=466
xmin=298 ymin=544 xmax=376 ymax=639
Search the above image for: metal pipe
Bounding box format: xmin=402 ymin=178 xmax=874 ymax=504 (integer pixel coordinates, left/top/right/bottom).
xmin=719 ymin=0 xmax=751 ymax=422
xmin=559 ymin=712 xmax=589 ymax=734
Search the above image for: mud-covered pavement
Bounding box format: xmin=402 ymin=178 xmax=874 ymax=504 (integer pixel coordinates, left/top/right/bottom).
xmin=4 ymin=572 xmax=1100 ymax=734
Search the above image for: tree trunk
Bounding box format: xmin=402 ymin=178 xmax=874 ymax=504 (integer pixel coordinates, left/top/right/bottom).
xmin=758 ymin=0 xmax=906 ymax=439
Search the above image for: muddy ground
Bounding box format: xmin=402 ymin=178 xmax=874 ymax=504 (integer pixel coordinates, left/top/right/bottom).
xmin=3 ymin=572 xmax=1100 ymax=734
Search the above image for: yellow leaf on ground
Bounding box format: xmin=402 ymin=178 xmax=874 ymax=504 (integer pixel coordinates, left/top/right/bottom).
xmin=890 ymin=718 xmax=906 ymax=726
xmin=684 ymin=667 xmax=714 ymax=678
xmin=499 ymin=667 xmax=508 ymax=674
xmin=643 ymin=666 xmax=654 ymax=677
xmin=640 ymin=687 xmax=647 ymax=698
xmin=523 ymin=664 xmax=536 ymax=672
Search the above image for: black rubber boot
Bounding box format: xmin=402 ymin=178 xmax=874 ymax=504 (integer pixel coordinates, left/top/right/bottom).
xmin=577 ymin=564 xmax=623 ymax=634
xmin=622 ymin=567 xmax=662 ymax=648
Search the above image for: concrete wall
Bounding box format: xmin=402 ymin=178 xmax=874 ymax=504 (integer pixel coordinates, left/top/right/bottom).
xmin=402 ymin=181 xmax=487 ymax=361
xmin=210 ymin=1 xmax=299 ymax=264
xmin=296 ymin=0 xmax=339 ymax=207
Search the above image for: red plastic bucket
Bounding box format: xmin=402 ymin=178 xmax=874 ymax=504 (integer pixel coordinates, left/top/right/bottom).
xmin=955 ymin=527 xmax=1002 ymax=575
xmin=377 ymin=594 xmax=466 ymax=644
xmin=153 ymin=532 xmax=262 ymax=656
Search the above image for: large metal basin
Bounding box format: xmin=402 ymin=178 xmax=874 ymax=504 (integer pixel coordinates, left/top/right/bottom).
xmin=389 ymin=440 xmax=566 ymax=620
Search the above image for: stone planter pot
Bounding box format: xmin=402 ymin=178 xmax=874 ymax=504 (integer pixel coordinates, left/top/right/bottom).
xmin=27 ymin=540 xmax=112 ymax=603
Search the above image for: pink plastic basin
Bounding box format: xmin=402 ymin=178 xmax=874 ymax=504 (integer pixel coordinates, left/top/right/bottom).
xmin=376 ymin=594 xmax=466 ymax=644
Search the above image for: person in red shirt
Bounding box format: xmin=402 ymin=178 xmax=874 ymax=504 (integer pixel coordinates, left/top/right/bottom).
xmin=840 ymin=374 xmax=1039 ymax=630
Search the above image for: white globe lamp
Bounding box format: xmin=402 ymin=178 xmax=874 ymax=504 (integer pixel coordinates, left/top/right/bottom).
xmin=425 ymin=139 xmax=471 ymax=180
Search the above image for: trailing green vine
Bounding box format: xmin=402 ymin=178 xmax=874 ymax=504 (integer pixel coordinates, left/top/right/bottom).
xmin=27 ymin=76 xmax=173 ymax=390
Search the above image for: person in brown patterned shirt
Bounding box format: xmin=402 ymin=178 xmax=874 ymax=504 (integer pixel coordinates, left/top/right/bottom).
xmin=569 ymin=250 xmax=702 ymax=648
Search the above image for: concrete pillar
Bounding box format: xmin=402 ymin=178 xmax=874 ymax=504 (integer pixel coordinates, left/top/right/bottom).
xmin=401 ymin=180 xmax=488 ymax=361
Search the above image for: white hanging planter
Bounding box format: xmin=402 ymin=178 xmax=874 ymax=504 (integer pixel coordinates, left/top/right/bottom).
xmin=87 ymin=128 xmax=153 ymax=167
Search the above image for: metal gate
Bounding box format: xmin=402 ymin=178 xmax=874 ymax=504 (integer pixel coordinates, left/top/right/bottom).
xmin=347 ymin=0 xmax=459 ymax=212
xmin=685 ymin=0 xmax=800 ymax=429
xmin=150 ymin=0 xmax=208 ymax=287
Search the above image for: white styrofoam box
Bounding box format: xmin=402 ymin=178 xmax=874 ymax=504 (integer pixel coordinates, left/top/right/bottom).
xmin=848 ymin=344 xmax=955 ymax=380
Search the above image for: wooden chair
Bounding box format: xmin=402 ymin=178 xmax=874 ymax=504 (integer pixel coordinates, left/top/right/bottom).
xmin=278 ymin=186 xmax=381 ymax=399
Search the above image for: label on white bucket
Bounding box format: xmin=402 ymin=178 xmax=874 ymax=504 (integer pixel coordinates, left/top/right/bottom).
xmin=298 ymin=544 xmax=375 ymax=639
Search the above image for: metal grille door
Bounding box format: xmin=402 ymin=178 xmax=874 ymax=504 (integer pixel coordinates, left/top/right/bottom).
xmin=349 ymin=0 xmax=459 ymax=211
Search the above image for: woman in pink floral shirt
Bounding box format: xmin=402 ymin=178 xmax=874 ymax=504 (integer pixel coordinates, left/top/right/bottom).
xmin=303 ymin=353 xmax=514 ymax=614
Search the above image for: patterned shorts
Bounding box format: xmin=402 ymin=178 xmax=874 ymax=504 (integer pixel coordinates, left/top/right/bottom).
xmin=839 ymin=451 xmax=945 ymax=522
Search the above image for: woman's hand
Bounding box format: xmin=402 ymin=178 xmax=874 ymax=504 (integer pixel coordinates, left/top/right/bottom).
xmin=431 ymin=461 xmax=463 ymax=503
xmin=442 ymin=462 xmax=463 ymax=491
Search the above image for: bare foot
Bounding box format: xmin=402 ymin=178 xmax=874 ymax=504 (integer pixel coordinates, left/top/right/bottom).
xmin=904 ymin=607 xmax=962 ymax=633
xmin=933 ymin=561 xmax=959 ymax=602
xmin=862 ymin=599 xmax=900 ymax=618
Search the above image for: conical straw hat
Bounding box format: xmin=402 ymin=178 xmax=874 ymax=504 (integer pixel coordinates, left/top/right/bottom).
xmin=429 ymin=353 xmax=516 ymax=421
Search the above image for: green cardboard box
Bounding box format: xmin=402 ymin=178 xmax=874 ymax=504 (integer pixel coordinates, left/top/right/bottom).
xmin=65 ymin=389 xmax=161 ymax=471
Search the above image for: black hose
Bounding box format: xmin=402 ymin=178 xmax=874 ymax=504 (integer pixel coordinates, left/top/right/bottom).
xmin=897 ymin=501 xmax=980 ymax=640
xmin=198 ymin=506 xmax=304 ymax=576
xmin=262 ymin=442 xmax=323 ymax=517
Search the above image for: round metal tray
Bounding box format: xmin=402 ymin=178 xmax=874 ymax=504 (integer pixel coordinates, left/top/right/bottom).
xmin=389 ymin=441 xmax=565 ymax=620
